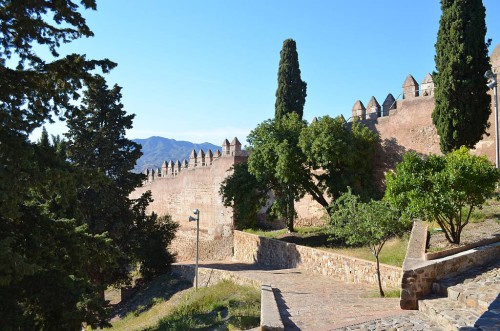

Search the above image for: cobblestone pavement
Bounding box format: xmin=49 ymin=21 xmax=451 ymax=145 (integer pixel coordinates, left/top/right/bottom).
xmin=196 ymin=261 xmax=440 ymax=330
xmin=330 ymin=311 xmax=443 ymax=330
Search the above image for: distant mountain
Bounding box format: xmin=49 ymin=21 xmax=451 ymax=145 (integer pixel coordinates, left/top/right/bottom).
xmin=133 ymin=136 xmax=221 ymax=173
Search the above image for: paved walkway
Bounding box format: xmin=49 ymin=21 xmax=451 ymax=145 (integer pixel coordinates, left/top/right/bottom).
xmin=194 ymin=261 xmax=440 ymax=330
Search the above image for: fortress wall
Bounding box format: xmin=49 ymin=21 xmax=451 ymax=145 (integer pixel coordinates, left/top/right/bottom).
xmin=130 ymin=155 xmax=246 ymax=238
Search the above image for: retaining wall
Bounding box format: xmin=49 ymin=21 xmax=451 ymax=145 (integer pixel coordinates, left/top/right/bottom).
xmin=400 ymin=221 xmax=500 ymax=309
xmin=233 ymin=230 xmax=402 ymax=289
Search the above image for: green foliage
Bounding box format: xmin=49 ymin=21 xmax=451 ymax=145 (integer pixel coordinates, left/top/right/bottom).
xmin=131 ymin=193 xmax=179 ymax=281
xmin=248 ymin=113 xmax=308 ymax=231
xmin=385 ymin=147 xmax=500 ymax=244
xmin=330 ymin=189 xmax=411 ymax=296
xmin=219 ymin=162 xmax=267 ymax=229
xmin=433 ymin=0 xmax=491 ymax=153
xmin=299 ymin=116 xmax=380 ymax=202
xmin=275 ymin=39 xmax=307 ymax=120
xmin=245 ymin=114 xmax=378 ymax=232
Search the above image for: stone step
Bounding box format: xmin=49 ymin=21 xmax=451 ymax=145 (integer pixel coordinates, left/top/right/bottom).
xmin=431 ymin=263 xmax=500 ymax=315
xmin=419 ymin=296 xmax=481 ymax=331
xmin=419 ymin=296 xmax=500 ymax=331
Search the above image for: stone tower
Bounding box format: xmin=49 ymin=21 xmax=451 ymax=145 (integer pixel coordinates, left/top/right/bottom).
xmin=402 ymin=74 xmax=419 ymax=99
xmin=352 ymin=100 xmax=366 ymax=120
xmin=366 ymin=96 xmax=381 ymax=119
xmin=421 ymin=73 xmax=434 ymax=96
xmin=382 ymin=93 xmax=396 ymax=116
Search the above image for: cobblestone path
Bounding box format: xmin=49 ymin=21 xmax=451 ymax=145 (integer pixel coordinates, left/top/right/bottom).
xmin=195 ymin=261 xmax=441 ymax=330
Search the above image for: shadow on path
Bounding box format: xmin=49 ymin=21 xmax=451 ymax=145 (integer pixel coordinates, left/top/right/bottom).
xmin=274 ymin=288 xmax=300 ymax=331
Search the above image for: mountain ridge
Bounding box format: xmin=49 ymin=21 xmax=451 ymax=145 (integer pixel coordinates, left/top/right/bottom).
xmin=133 ymin=136 xmax=221 ymax=173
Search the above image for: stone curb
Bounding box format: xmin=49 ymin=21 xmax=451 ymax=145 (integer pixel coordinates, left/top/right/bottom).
xmin=260 ymin=284 xmax=284 ymax=331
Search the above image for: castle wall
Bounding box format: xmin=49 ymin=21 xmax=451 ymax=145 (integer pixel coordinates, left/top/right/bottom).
xmin=130 ymin=153 xmax=247 ymax=238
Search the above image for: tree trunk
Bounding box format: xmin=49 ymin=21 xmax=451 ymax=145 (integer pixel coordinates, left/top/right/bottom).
xmin=376 ymin=256 xmax=385 ymax=297
xmin=287 ymin=199 xmax=295 ymax=233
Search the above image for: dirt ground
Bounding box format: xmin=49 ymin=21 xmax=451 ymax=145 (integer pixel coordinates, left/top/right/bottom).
xmin=428 ymin=218 xmax=500 ymax=250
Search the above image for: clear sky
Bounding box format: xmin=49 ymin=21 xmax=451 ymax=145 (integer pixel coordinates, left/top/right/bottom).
xmin=35 ymin=0 xmax=500 ymax=146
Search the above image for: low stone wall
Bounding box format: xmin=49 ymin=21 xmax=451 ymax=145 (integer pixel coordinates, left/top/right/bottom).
xmin=233 ymin=230 xmax=402 ymax=289
xmin=400 ymin=221 xmax=500 ymax=309
xmin=172 ymin=230 xmax=233 ymax=262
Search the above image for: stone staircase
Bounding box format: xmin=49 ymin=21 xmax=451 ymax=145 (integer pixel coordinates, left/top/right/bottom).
xmin=418 ymin=261 xmax=500 ymax=331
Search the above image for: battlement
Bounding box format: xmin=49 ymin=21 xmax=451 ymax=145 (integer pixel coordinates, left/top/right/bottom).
xmin=351 ymin=73 xmax=434 ymax=121
xmin=142 ymin=137 xmax=247 ymax=185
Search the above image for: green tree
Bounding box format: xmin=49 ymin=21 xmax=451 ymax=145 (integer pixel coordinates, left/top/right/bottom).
xmin=385 ymin=147 xmax=500 ymax=244
xmin=432 ymin=0 xmax=491 ymax=153
xmin=0 ymin=135 xmax=117 ymax=329
xmin=244 ymin=114 xmax=378 ymax=232
xmin=275 ymin=39 xmax=307 ymax=120
xmin=299 ymin=116 xmax=379 ymax=204
xmin=0 ymin=1 xmax=117 ymax=328
xmin=248 ymin=113 xmax=309 ymax=232
xmin=65 ymin=76 xmax=178 ymax=283
xmin=330 ymin=189 xmax=410 ymax=297
xmin=219 ymin=162 xmax=267 ymax=229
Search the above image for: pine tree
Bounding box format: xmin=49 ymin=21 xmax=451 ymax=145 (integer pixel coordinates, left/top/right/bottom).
xmin=432 ymin=0 xmax=491 ymax=153
xmin=65 ymin=76 xmax=177 ymax=284
xmin=275 ymin=39 xmax=307 ymax=120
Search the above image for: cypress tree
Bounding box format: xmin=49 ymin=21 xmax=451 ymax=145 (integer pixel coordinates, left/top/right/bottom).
xmin=432 ymin=0 xmax=491 ymax=153
xmin=275 ymin=39 xmax=307 ymax=120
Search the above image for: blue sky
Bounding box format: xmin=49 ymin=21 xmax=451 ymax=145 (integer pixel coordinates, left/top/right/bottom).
xmin=35 ymin=0 xmax=500 ymax=145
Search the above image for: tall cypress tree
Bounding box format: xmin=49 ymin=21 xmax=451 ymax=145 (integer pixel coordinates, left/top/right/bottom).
xmin=432 ymin=0 xmax=491 ymax=153
xmin=275 ymin=39 xmax=307 ymax=120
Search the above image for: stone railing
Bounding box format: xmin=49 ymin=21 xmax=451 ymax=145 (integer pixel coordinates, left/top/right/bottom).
xmin=400 ymin=220 xmax=500 ymax=309
xmin=233 ymin=230 xmax=402 ymax=289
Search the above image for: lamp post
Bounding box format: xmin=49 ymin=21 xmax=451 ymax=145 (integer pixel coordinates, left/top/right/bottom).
xmin=485 ymin=70 xmax=499 ymax=168
xmin=188 ymin=208 xmax=200 ymax=290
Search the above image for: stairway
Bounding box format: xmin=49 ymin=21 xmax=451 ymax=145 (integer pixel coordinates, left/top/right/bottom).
xmin=418 ymin=262 xmax=500 ymax=331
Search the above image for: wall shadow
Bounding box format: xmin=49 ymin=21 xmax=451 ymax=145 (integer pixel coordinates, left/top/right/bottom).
xmin=273 ymin=288 xmax=300 ymax=331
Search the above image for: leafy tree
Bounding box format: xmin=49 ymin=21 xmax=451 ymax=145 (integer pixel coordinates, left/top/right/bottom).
xmin=275 ymin=39 xmax=307 ymax=120
xmin=219 ymin=162 xmax=267 ymax=229
xmin=330 ymin=189 xmax=410 ymax=297
xmin=248 ymin=113 xmax=309 ymax=232
xmin=299 ymin=116 xmax=380 ymax=204
xmin=244 ymin=114 xmax=378 ymax=232
xmin=433 ymin=0 xmax=491 ymax=153
xmin=385 ymin=147 xmax=500 ymax=244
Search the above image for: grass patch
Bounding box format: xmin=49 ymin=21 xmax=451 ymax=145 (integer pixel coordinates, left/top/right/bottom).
xmin=364 ymin=288 xmax=401 ymax=298
xmin=317 ymin=236 xmax=409 ymax=267
xmin=109 ymin=278 xmax=260 ymax=331
xmin=244 ymin=226 xmax=326 ymax=239
xmin=149 ymin=280 xmax=260 ymax=331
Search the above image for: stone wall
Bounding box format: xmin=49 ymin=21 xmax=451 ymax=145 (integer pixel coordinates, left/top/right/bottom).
xmin=130 ymin=153 xmax=247 ymax=238
xmin=400 ymin=221 xmax=500 ymax=310
xmin=172 ymin=229 xmax=233 ymax=262
xmin=233 ymin=230 xmax=402 ymax=289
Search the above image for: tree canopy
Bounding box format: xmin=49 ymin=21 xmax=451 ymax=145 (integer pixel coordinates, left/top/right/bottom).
xmin=385 ymin=147 xmax=499 ymax=244
xmin=0 ymin=2 xmax=178 ymax=328
xmin=275 ymin=39 xmax=307 ymax=120
xmin=330 ymin=189 xmax=410 ymax=297
xmin=231 ymin=114 xmax=378 ymax=231
xmin=432 ymin=0 xmax=491 ymax=153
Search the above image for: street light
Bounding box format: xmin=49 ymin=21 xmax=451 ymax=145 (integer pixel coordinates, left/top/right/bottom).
xmin=188 ymin=208 xmax=200 ymax=289
xmin=485 ymin=70 xmax=499 ymax=168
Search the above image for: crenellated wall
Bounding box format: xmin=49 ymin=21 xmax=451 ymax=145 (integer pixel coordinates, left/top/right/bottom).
xmin=130 ymin=137 xmax=248 ymax=240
